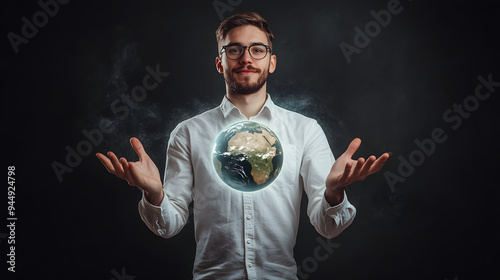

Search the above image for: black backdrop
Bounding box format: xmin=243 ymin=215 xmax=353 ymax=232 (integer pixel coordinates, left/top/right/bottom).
xmin=2 ymin=0 xmax=499 ymax=279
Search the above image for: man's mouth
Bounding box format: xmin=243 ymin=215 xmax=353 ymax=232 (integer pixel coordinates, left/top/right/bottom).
xmin=235 ymin=68 xmax=259 ymax=75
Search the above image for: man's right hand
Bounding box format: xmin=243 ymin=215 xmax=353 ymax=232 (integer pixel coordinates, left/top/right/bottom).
xmin=96 ymin=137 xmax=164 ymax=206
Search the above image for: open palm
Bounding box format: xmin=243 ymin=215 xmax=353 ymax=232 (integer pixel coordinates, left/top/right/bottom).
xmin=326 ymin=138 xmax=391 ymax=194
xmin=96 ymin=137 xmax=163 ymax=202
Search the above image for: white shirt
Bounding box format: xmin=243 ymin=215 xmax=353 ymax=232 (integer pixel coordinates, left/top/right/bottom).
xmin=138 ymin=94 xmax=356 ymax=279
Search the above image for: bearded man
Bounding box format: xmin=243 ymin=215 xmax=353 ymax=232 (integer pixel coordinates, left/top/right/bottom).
xmin=97 ymin=11 xmax=390 ymax=280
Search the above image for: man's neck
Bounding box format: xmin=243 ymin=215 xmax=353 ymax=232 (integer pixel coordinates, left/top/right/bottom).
xmin=226 ymin=87 xmax=268 ymax=119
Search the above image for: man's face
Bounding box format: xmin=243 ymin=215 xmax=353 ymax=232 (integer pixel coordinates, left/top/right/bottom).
xmin=216 ymin=25 xmax=277 ymax=95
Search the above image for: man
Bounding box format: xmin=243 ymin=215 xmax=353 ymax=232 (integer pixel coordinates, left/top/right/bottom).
xmin=96 ymin=11 xmax=390 ymax=279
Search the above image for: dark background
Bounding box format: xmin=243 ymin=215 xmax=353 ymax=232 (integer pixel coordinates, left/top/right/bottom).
xmin=2 ymin=0 xmax=499 ymax=279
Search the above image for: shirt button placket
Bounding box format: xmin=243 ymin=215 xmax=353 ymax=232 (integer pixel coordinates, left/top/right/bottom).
xmin=243 ymin=193 xmax=256 ymax=279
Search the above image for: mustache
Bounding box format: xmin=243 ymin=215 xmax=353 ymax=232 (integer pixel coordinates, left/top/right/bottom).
xmin=232 ymin=66 xmax=261 ymax=73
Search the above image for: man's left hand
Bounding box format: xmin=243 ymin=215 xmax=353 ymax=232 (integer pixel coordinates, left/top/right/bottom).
xmin=325 ymin=138 xmax=391 ymax=206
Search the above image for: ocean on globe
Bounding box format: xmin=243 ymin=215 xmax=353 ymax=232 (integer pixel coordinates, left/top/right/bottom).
xmin=212 ymin=121 xmax=283 ymax=192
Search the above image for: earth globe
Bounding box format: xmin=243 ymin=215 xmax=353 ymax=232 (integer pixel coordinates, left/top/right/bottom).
xmin=212 ymin=121 xmax=283 ymax=192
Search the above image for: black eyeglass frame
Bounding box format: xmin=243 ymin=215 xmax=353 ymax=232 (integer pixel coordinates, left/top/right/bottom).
xmin=219 ymin=43 xmax=272 ymax=60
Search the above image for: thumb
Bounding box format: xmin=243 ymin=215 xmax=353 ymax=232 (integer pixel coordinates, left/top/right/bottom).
xmin=130 ymin=137 xmax=148 ymax=161
xmin=344 ymin=138 xmax=361 ymax=158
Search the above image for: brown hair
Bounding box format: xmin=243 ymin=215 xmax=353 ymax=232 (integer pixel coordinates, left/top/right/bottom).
xmin=215 ymin=11 xmax=274 ymax=51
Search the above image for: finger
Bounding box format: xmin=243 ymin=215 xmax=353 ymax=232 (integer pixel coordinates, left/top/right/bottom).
xmin=358 ymin=155 xmax=376 ymax=179
xmin=130 ymin=137 xmax=148 ymax=161
xmin=96 ymin=153 xmax=116 ymax=174
xmin=108 ymin=151 xmax=126 ymax=178
xmin=344 ymin=138 xmax=361 ymax=158
xmin=120 ymin=157 xmax=129 ymax=170
xmin=120 ymin=158 xmax=133 ymax=185
xmin=340 ymin=161 xmax=353 ymax=184
xmin=368 ymin=153 xmax=391 ymax=174
xmin=351 ymin=157 xmax=365 ymax=179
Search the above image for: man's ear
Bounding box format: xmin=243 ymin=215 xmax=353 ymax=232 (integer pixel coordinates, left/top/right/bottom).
xmin=269 ymin=54 xmax=277 ymax=74
xmin=215 ymin=56 xmax=224 ymax=74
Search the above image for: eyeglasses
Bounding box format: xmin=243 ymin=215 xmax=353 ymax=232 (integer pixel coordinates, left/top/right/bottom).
xmin=220 ymin=43 xmax=271 ymax=60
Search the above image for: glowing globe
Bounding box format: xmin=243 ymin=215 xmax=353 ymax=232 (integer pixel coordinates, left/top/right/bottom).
xmin=213 ymin=121 xmax=283 ymax=192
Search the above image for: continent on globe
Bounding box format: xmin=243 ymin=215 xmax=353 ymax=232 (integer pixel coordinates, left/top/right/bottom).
xmin=228 ymin=130 xmax=277 ymax=184
xmin=212 ymin=121 xmax=283 ymax=192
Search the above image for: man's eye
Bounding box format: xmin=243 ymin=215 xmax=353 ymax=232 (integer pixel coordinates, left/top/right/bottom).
xmin=252 ymin=46 xmax=266 ymax=53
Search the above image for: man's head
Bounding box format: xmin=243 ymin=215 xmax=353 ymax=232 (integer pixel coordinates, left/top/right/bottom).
xmin=215 ymin=11 xmax=277 ymax=95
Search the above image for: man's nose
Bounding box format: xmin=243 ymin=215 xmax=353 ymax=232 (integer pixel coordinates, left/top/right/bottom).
xmin=239 ymin=48 xmax=253 ymax=63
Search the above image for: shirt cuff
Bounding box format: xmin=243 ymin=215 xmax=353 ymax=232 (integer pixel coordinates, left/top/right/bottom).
xmin=140 ymin=190 xmax=167 ymax=212
xmin=323 ymin=190 xmax=349 ymax=217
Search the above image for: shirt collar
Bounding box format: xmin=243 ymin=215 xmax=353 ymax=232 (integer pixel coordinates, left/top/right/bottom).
xmin=219 ymin=93 xmax=276 ymax=119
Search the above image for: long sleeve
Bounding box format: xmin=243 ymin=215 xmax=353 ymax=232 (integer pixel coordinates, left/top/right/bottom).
xmin=301 ymin=120 xmax=356 ymax=239
xmin=138 ymin=123 xmax=194 ymax=238
xmin=133 ymin=97 xmax=359 ymax=278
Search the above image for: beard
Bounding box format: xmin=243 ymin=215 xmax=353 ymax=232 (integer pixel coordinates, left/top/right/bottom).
xmin=224 ymin=65 xmax=269 ymax=95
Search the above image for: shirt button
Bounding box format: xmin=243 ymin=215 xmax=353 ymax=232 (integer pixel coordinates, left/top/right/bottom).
xmin=246 ymin=215 xmax=252 ymax=220
xmin=248 ymin=263 xmax=253 ymax=268
xmin=246 ymin=239 xmax=252 ymax=244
